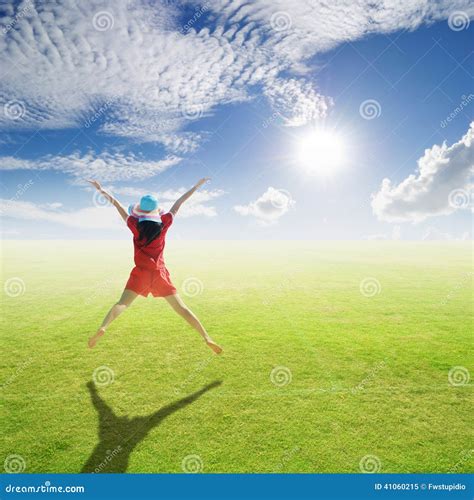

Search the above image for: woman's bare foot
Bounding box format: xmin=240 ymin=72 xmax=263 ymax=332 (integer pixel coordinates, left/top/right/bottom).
xmin=205 ymin=338 xmax=223 ymax=355
xmin=88 ymin=328 xmax=105 ymax=349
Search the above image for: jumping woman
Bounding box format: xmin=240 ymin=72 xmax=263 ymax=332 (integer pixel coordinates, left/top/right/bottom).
xmin=87 ymin=178 xmax=223 ymax=355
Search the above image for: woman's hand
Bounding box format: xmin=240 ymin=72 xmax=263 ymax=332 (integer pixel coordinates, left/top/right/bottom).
xmin=87 ymin=179 xmax=103 ymax=192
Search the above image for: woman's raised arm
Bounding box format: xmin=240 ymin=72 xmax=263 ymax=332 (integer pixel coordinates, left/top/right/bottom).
xmin=87 ymin=179 xmax=128 ymax=222
xmin=169 ymin=178 xmax=210 ymax=217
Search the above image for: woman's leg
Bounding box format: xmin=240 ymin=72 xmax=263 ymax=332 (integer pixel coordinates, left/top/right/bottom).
xmin=164 ymin=294 xmax=223 ymax=354
xmin=88 ymin=289 xmax=138 ymax=348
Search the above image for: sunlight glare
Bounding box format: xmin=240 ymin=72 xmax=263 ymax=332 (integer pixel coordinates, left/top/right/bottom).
xmin=296 ymin=129 xmax=346 ymax=176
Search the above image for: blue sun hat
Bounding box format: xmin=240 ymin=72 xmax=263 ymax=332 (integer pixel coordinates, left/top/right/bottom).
xmin=128 ymin=195 xmax=163 ymax=222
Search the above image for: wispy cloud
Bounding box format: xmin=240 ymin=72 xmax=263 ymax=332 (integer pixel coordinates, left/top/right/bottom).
xmin=372 ymin=123 xmax=474 ymax=223
xmin=0 ymin=199 xmax=123 ymax=229
xmin=0 ymin=152 xmax=181 ymax=183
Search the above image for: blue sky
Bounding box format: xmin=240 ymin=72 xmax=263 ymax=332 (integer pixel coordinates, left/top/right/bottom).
xmin=0 ymin=0 xmax=473 ymax=240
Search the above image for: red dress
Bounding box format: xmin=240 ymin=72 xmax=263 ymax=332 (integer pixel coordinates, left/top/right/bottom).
xmin=125 ymin=213 xmax=177 ymax=297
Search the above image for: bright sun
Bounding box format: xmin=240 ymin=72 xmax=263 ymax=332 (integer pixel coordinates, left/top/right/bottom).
xmin=296 ymin=129 xmax=346 ymax=176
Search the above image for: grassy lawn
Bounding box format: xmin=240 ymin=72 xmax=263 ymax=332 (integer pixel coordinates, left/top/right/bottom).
xmin=1 ymin=240 xmax=472 ymax=473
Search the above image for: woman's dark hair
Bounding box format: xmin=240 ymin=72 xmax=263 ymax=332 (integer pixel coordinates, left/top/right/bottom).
xmin=137 ymin=220 xmax=163 ymax=246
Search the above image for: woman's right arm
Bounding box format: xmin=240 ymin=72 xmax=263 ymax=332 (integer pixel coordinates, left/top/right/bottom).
xmin=87 ymin=180 xmax=128 ymax=222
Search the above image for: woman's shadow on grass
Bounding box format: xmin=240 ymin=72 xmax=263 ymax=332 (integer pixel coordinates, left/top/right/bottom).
xmin=81 ymin=379 xmax=222 ymax=473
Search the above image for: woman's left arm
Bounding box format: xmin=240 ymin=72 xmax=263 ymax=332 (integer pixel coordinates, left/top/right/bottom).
xmin=169 ymin=177 xmax=210 ymax=217
xmin=87 ymin=180 xmax=128 ymax=222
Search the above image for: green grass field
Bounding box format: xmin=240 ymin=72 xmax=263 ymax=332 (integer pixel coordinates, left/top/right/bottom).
xmin=1 ymin=240 xmax=472 ymax=474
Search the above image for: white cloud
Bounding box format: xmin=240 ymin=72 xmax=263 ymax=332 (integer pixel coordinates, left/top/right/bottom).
xmin=1 ymin=0 xmax=471 ymax=151
xmin=0 ymin=198 xmax=123 ymax=229
xmin=0 ymin=152 xmax=181 ymax=183
xmin=112 ymin=186 xmax=225 ymax=217
xmin=372 ymin=123 xmax=474 ymax=222
xmin=421 ymin=225 xmax=471 ymax=241
xmin=234 ymin=187 xmax=294 ymax=224
xmin=41 ymin=202 xmax=63 ymax=210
